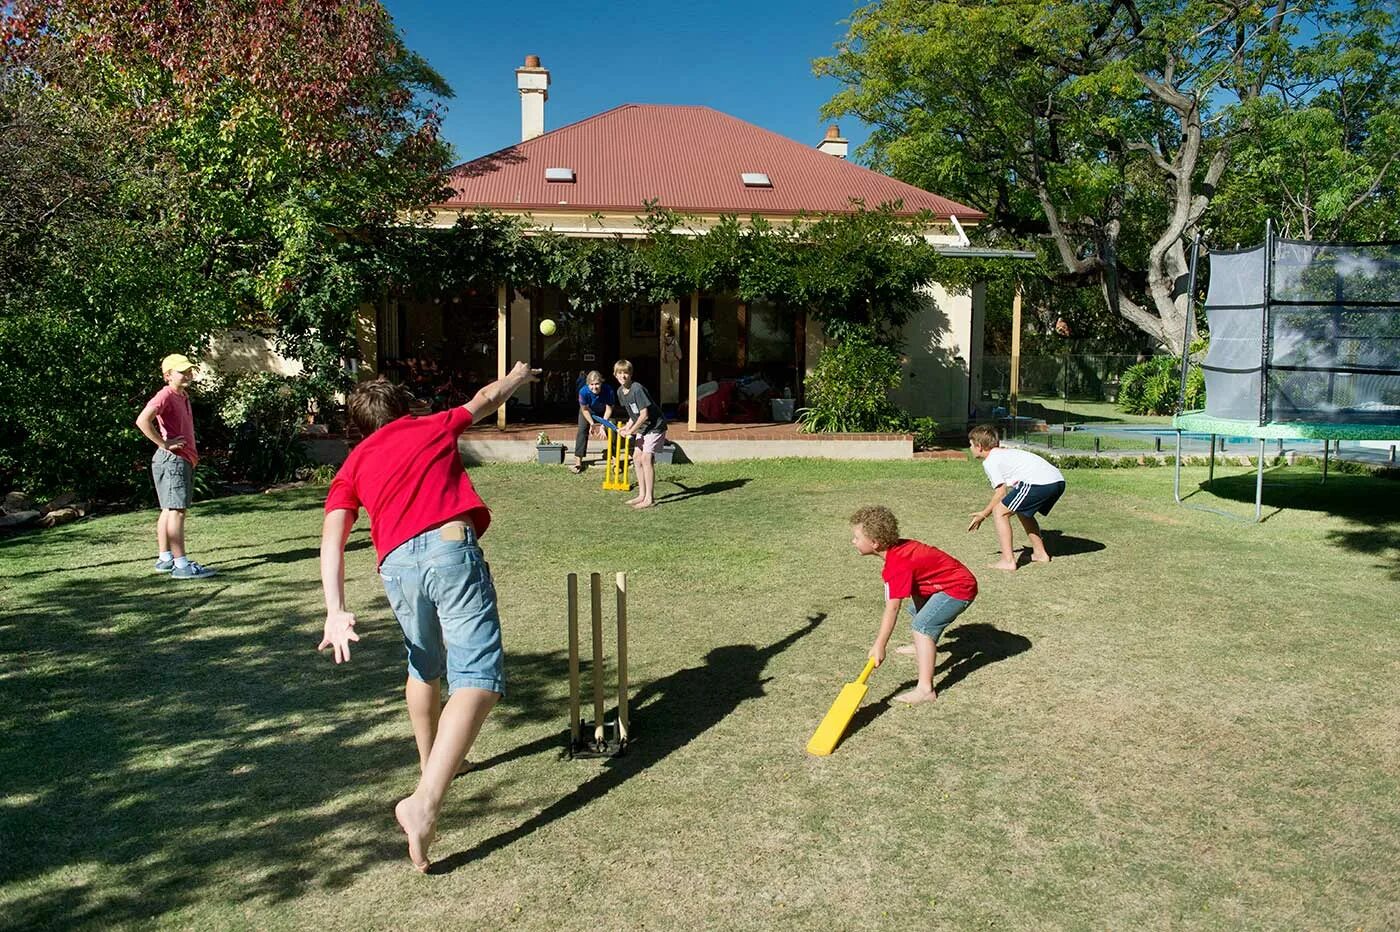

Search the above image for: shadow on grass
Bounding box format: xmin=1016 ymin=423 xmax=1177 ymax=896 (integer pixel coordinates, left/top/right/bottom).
xmin=0 ymin=550 xmax=530 ymax=930
xmin=657 ymin=477 xmax=752 ymax=505
xmin=841 ymin=623 xmax=1032 ymax=747
xmin=1040 ymin=530 xmax=1106 ymax=559
xmin=429 ymin=611 xmax=825 ymax=874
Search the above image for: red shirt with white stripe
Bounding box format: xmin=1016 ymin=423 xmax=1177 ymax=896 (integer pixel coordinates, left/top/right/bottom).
xmin=324 ymin=407 xmax=491 ymax=565
xmin=881 ymin=539 xmax=978 ymax=602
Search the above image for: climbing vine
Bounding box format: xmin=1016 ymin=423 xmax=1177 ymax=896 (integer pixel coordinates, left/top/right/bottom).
xmin=377 ymin=203 xmax=1027 ymax=340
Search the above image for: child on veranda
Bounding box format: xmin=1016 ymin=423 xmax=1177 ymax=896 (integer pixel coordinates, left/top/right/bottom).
xmin=571 ymin=369 xmax=616 ymax=473
xmin=135 ymin=353 xmax=216 ymax=579
xmin=613 ymin=358 xmax=666 ymax=509
xmin=317 ymin=361 xmax=538 ymax=873
xmin=850 ymin=505 xmax=978 ymax=704
xmin=966 ymin=424 xmax=1066 ymax=571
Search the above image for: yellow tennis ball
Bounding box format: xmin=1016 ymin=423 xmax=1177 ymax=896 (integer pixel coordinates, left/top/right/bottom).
xmin=539 ymin=318 xmax=557 ymax=336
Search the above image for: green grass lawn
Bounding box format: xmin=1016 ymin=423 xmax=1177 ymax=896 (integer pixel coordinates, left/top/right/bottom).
xmin=2 ymin=460 xmax=1398 ymax=930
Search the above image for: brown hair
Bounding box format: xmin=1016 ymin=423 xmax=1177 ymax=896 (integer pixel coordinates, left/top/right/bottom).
xmin=849 ymin=505 xmax=899 ymax=549
xmin=613 ymin=358 xmax=633 ymax=375
xmin=968 ymin=424 xmax=1001 ymax=450
xmin=348 ymin=378 xmax=412 ymax=436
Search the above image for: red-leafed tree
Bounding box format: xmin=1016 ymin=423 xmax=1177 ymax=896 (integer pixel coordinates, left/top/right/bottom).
xmin=0 ymin=0 xmax=454 ymax=495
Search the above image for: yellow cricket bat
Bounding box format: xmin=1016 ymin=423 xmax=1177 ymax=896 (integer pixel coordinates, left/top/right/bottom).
xmin=805 ymin=658 xmax=878 ymax=756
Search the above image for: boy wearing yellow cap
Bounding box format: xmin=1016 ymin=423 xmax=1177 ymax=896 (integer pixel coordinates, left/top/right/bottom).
xmin=135 ymin=353 xmax=216 ymax=579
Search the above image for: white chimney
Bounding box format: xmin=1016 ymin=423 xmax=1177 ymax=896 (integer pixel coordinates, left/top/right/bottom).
xmin=817 ymin=125 xmax=848 ymax=159
xmin=516 ymin=54 xmax=550 ymax=142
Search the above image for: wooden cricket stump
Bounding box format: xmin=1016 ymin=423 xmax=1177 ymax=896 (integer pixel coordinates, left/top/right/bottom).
xmin=566 ymin=572 xmax=630 ymax=758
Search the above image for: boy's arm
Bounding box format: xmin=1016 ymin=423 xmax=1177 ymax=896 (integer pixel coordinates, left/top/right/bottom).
xmin=968 ymin=485 xmax=1006 ymax=531
xmin=318 ymin=508 xmax=360 ymax=663
xmin=136 ymin=402 xmax=184 ymax=451
xmin=464 ymin=361 xmax=540 ymax=422
xmin=869 ymin=597 xmax=902 ymax=666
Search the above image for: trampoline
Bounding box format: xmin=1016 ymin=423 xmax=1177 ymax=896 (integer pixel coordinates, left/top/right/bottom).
xmin=1173 ymin=223 xmax=1400 ymax=520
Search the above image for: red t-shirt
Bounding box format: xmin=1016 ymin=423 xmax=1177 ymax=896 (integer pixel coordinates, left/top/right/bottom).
xmin=145 ymin=386 xmax=199 ymax=466
xmin=324 ymin=407 xmax=491 ymax=565
xmin=881 ymin=539 xmax=978 ymax=602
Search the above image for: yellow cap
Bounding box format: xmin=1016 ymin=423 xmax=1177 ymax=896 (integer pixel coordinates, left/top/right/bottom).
xmin=161 ymin=353 xmax=195 ymax=374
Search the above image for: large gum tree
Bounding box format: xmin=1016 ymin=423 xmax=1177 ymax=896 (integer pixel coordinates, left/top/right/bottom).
xmin=818 ymin=0 xmax=1400 ymax=354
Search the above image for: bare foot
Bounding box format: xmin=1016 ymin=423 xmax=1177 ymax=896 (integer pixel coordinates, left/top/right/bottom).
xmin=624 ymin=496 xmax=643 ymax=505
xmin=893 ymin=686 xmax=937 ymax=704
xmin=1030 ymin=553 xmax=1052 ymax=564
xmin=988 ymin=560 xmax=1019 ymax=571
xmin=895 ymin=644 xmax=916 ymax=656
xmin=632 ymin=500 xmax=654 ymax=509
xmin=394 ymin=796 xmax=435 ymax=873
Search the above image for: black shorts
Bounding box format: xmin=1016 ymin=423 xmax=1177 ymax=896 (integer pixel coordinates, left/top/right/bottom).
xmin=1002 ymin=480 xmax=1065 ymax=517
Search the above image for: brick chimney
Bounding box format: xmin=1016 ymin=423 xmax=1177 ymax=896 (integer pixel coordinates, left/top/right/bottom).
xmin=817 ymin=125 xmax=848 ymax=159
xmin=516 ymin=54 xmax=550 ymax=141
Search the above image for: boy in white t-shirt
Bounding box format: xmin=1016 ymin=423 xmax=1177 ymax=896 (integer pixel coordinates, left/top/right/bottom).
xmin=966 ymin=424 xmax=1066 ymax=571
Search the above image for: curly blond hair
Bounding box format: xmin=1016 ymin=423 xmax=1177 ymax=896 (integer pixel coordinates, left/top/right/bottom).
xmin=849 ymin=505 xmax=899 ymax=549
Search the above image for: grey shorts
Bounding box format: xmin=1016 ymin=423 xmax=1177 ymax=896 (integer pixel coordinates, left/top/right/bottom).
xmin=152 ymin=449 xmax=193 ymax=510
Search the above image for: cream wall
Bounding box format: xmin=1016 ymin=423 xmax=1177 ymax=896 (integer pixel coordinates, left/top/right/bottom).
xmin=205 ymin=330 xmax=303 ymax=377
xmin=890 ymin=282 xmax=984 ymax=428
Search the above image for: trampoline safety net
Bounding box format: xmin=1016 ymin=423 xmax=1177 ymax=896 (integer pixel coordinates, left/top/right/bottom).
xmin=1201 ymin=238 xmax=1400 ymax=425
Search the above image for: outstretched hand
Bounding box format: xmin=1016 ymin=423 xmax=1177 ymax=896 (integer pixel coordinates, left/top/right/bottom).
xmin=967 ymin=513 xmax=986 ymax=532
xmin=319 ymin=609 xmax=360 ymax=663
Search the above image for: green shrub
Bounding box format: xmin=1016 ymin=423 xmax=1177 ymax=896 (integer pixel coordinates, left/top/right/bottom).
xmin=198 ymin=372 xmax=329 ymax=483
xmin=797 ymin=325 xmax=909 ymax=433
xmin=1117 ymin=356 xmax=1205 ymax=415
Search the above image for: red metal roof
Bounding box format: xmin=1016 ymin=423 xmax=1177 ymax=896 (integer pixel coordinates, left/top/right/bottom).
xmin=439 ymin=105 xmax=984 ymax=221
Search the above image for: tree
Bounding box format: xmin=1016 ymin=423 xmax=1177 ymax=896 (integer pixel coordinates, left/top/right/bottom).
xmin=0 ymin=0 xmax=453 ymax=496
xmin=817 ymin=0 xmax=1400 ymax=353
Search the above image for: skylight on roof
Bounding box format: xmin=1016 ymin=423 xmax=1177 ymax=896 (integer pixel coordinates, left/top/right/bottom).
xmin=740 ymin=172 xmax=772 ymax=188
xmin=545 ymin=167 xmax=576 ymax=183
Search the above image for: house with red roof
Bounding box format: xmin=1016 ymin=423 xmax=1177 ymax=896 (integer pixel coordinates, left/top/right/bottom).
xmin=357 ymin=56 xmax=1025 ymax=434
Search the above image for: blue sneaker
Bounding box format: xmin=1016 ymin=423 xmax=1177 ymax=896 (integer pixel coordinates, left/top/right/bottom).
xmin=170 ymin=561 xmax=217 ymax=579
xmin=154 ymin=557 xmax=175 ymax=573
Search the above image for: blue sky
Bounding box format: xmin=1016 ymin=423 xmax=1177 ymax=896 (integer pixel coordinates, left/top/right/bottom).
xmin=382 ymin=0 xmax=871 ymax=166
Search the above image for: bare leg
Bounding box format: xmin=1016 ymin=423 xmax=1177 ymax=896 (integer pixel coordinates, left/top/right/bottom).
xmin=166 ymin=509 xmax=187 ymax=559
xmin=894 ymin=632 xmax=938 ymax=704
xmin=156 ymin=511 xmax=170 ymax=554
xmin=405 ymin=676 xmax=442 ymax=773
xmin=988 ymin=501 xmax=1017 ymax=570
xmin=632 ymin=453 xmax=655 ymax=508
xmin=394 ymin=687 xmax=498 ymax=871
xmin=1018 ymin=514 xmax=1051 ymax=563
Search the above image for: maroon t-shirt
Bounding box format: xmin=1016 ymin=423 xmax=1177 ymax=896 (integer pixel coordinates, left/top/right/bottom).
xmin=324 ymin=408 xmax=491 ymax=565
xmin=881 ymin=539 xmax=978 ymax=602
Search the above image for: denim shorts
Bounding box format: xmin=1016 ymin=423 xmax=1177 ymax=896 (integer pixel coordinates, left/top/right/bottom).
xmin=907 ymin=592 xmax=972 ymax=642
xmin=378 ymin=524 xmax=505 ymax=695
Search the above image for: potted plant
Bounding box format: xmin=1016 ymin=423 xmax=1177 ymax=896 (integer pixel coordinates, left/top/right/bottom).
xmin=535 ymin=431 xmax=566 ymax=465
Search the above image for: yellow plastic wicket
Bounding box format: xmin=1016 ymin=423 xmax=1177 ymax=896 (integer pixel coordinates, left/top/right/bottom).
xmin=602 ymin=426 xmax=632 ymax=491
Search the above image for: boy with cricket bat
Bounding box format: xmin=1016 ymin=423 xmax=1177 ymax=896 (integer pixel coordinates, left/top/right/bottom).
xmin=850 ymin=505 xmax=978 ymax=704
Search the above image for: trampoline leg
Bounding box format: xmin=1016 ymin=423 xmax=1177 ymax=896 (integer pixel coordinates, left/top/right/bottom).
xmin=1255 ymin=439 xmax=1265 ymax=522
xmin=1173 ymin=431 xmax=1183 ymax=505
xmin=1208 ymin=435 xmax=1216 ymax=485
xmin=1322 ymin=439 xmax=1330 ymax=483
